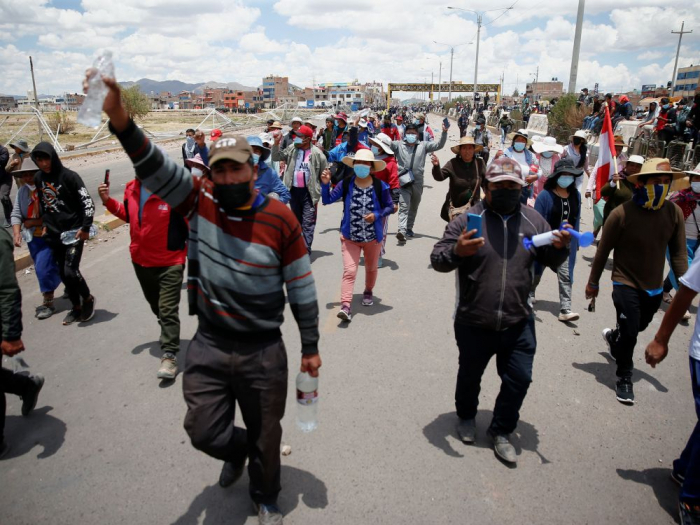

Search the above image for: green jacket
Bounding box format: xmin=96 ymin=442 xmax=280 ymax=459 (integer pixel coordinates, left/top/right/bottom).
xmin=0 ymin=227 xmax=22 ymax=342
xmin=272 ymin=143 xmax=328 ymax=205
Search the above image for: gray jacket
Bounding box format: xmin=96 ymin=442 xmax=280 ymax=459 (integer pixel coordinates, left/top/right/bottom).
xmin=390 ymin=131 xmax=447 ymax=186
xmin=272 ymin=143 xmax=328 ymax=205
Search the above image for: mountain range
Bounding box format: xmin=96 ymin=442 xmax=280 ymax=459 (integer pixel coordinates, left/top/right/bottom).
xmin=120 ymin=78 xmax=257 ymax=95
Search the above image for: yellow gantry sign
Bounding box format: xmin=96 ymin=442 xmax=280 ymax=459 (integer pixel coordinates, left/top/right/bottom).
xmin=387 ymin=83 xmax=501 ymax=109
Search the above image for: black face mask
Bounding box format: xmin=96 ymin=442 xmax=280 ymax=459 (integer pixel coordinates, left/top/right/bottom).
xmin=214 ymin=182 xmax=252 ymax=212
xmin=489 ymin=188 xmax=521 ymax=214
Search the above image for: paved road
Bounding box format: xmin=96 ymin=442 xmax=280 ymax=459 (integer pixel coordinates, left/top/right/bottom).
xmin=1 ymin=115 xmax=695 ymax=524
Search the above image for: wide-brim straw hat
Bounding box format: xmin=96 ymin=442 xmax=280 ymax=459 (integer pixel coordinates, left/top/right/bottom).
xmin=532 ymin=136 xmax=563 ymax=155
xmin=614 ymin=135 xmax=625 ymax=147
xmin=185 ymin=153 xmax=210 ymax=174
xmin=369 ymin=134 xmax=394 ymax=155
xmin=569 ymin=129 xmax=588 ymax=142
xmin=341 ymin=148 xmax=386 ymax=172
xmin=626 ymin=157 xmax=685 ymax=184
xmin=13 ymin=157 xmax=39 ymax=175
xmin=450 ymin=135 xmax=483 ymax=154
xmin=684 ymin=162 xmax=700 ymax=179
xmin=269 ymin=121 xmax=283 ymax=130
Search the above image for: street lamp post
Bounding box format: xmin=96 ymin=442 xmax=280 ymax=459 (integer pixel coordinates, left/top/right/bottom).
xmin=434 ymin=40 xmax=471 ymax=103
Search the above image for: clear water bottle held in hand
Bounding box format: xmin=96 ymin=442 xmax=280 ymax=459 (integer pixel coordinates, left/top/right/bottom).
xmin=60 ymin=224 xmax=98 ymax=245
xmin=296 ymin=372 xmax=318 ymax=433
xmin=77 ymin=51 xmax=115 ymax=128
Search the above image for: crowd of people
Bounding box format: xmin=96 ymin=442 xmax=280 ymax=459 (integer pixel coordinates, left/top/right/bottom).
xmin=1 ymin=70 xmax=699 ymax=525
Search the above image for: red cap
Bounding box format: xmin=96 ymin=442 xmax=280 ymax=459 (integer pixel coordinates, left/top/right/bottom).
xmin=295 ymin=125 xmax=314 ymax=138
xmin=210 ymin=129 xmax=222 ymax=140
xmin=396 ymin=116 xmax=403 ymax=121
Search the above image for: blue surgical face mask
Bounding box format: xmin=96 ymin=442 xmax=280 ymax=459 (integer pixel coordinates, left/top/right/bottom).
xmin=371 ymin=146 xmax=380 ymax=156
xmin=557 ymin=175 xmax=574 ymax=188
xmin=692 ymin=182 xmax=700 ymax=194
xmin=354 ymin=164 xmax=371 ymax=179
xmin=513 ymin=142 xmax=526 ymax=152
xmin=293 ymin=137 xmax=303 ymax=145
xmin=252 ymin=153 xmax=260 ymax=166
xmin=541 ymin=151 xmax=553 ymax=159
xmin=406 ymin=134 xmax=417 ymax=144
xmin=414 ymin=119 xmax=420 ymax=125
xmin=334 ymin=120 xmax=339 ymax=126
xmin=186 ymin=136 xmax=195 ymax=147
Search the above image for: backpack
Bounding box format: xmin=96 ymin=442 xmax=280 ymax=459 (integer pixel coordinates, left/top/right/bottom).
xmin=341 ymin=176 xmax=386 ymax=215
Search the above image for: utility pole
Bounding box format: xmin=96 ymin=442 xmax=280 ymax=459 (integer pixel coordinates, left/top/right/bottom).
xmin=535 ymin=66 xmax=539 ymax=85
xmin=438 ymin=61 xmax=442 ymax=104
xmin=473 ymin=13 xmax=482 ymax=104
xmin=671 ymin=21 xmax=693 ymax=95
xmin=449 ymin=47 xmax=454 ymax=102
xmin=29 ymin=56 xmax=43 ymax=140
xmin=568 ymin=0 xmax=585 ymax=95
xmin=431 ymin=71 xmax=434 ymax=101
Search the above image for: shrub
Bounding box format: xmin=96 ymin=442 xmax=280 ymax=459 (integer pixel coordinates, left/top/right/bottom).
xmin=120 ymin=85 xmax=151 ymax=120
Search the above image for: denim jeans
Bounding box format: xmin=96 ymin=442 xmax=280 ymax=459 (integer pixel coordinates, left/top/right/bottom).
xmin=675 ymin=357 xmax=700 ymax=503
xmin=532 ymin=258 xmax=572 ymax=312
xmin=454 ymin=318 xmax=536 ymax=435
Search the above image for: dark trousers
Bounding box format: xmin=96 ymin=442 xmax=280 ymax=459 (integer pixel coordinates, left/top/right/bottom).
xmin=454 ymin=318 xmax=536 ymax=435
xmin=0 ymin=367 xmax=34 ymax=444
xmin=0 ymin=175 xmax=12 ymax=225
xmin=675 ymin=357 xmax=700 ymax=502
xmin=290 ymin=187 xmax=317 ymax=254
xmin=183 ymin=326 xmax=288 ymax=505
xmin=132 ymin=263 xmax=184 ymax=355
xmin=52 ymin=240 xmax=91 ymax=307
xmin=610 ymin=285 xmax=662 ymax=378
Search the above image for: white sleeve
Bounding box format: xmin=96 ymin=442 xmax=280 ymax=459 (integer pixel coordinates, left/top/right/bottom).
xmin=680 ymin=254 xmax=700 ymax=292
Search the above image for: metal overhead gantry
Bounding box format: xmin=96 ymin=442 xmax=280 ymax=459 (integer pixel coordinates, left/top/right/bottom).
xmin=386 ymin=83 xmax=500 ymax=109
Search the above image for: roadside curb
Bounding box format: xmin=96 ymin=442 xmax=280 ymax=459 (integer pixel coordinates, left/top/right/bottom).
xmin=13 ymin=213 xmax=126 ymax=272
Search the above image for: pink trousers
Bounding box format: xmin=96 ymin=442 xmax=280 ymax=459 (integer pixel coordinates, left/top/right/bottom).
xmin=340 ymin=237 xmax=381 ymax=306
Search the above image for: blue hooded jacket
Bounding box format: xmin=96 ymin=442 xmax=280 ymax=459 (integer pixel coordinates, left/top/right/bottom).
xmin=255 ymin=160 xmax=290 ymax=204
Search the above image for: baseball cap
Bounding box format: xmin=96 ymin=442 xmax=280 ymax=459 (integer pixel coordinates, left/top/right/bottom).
xmin=294 ymin=125 xmax=314 ymax=138
xmin=208 ymin=135 xmax=253 ymax=166
xmin=484 ymin=158 xmax=525 ymax=186
xmin=210 ymin=129 xmax=223 ymax=140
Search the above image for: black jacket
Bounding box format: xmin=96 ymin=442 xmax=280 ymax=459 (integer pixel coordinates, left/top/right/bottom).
xmin=0 ymin=227 xmax=22 ymax=342
xmin=431 ymin=201 xmax=569 ymax=331
xmin=31 ymin=142 xmax=95 ymax=239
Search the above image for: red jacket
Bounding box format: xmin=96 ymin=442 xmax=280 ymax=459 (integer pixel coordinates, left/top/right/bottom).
xmin=380 ymin=125 xmax=401 ymax=142
xmin=374 ymin=155 xmax=400 ymax=194
xmin=106 ymin=179 xmax=188 ymax=267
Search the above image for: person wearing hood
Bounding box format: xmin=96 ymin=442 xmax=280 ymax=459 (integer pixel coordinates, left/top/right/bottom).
xmin=431 ymin=136 xmax=484 ymax=223
xmin=97 ymin=146 xmax=189 ymax=381
xmin=10 ymin=157 xmax=62 ymax=320
xmin=247 ymin=136 xmax=290 ymax=204
xmin=560 ymin=130 xmax=590 ymax=195
xmin=390 ymin=121 xmax=448 ymax=242
xmin=86 ymin=72 xmax=321 ymax=525
xmin=586 ymin=158 xmax=687 ymax=405
xmin=369 ymin=133 xmax=400 ymax=267
xmin=0 ymin=143 xmax=10 ymax=228
xmin=31 ymin=142 xmax=96 ymax=326
xmin=532 ymin=158 xmax=583 ymax=322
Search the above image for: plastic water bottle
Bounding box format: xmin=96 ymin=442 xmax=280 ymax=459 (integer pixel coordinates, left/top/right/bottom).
xmin=296 ymin=372 xmax=318 ymax=433
xmin=77 ymin=51 xmax=115 ymax=128
xmin=60 ymin=224 xmax=98 ymax=245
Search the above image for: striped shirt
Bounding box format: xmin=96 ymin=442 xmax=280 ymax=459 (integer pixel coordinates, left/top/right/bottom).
xmin=112 ymin=120 xmax=320 ymax=354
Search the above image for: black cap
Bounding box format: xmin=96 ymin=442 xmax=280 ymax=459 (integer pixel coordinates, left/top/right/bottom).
xmin=552 ymin=158 xmax=584 ymax=178
xmin=405 ymin=123 xmax=418 ymax=131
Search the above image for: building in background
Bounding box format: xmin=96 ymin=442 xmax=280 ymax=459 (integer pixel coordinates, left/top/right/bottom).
xmin=525 ymin=81 xmax=564 ymax=101
xmin=0 ymin=95 xmax=17 ymax=110
xmin=674 ymin=65 xmax=700 ymax=98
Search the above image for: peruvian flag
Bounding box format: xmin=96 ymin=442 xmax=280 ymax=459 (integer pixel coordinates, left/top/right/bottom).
xmin=594 ymin=104 xmax=619 ymax=202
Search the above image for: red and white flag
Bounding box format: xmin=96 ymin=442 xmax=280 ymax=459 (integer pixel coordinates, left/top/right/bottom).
xmin=594 ymin=104 xmax=618 ymax=201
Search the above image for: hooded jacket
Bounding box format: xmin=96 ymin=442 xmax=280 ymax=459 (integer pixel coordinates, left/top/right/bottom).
xmin=31 ymin=142 xmax=95 ymax=239
xmin=431 ymin=200 xmax=569 ymax=331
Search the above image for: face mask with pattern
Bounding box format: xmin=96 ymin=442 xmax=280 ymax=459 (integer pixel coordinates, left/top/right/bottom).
xmin=632 ymin=183 xmax=670 ymax=210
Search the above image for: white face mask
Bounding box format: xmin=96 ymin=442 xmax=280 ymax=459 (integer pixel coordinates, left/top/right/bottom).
xmin=692 ymin=182 xmax=700 ymax=194
xmin=191 ymin=167 xmax=204 ymax=177
xmin=26 ymin=184 xmax=36 ymax=191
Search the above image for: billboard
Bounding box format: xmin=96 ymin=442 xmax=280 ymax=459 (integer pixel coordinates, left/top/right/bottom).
xmin=306 ymin=100 xmax=314 ymax=108
xmin=641 ymin=84 xmax=656 ymax=96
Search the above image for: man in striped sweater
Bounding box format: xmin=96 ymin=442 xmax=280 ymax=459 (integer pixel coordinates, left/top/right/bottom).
xmin=87 ymin=73 xmax=321 ymax=525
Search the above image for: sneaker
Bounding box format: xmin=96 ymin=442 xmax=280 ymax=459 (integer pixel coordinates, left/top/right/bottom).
xmin=602 ymin=328 xmax=616 ymax=362
xmin=21 ymin=374 xmax=44 ymax=416
xmin=255 ymin=503 xmax=284 ymax=525
xmin=377 ymin=257 xmax=384 ymax=269
xmin=62 ymin=307 xmax=82 ymax=325
xmin=337 ymin=306 xmax=352 ymax=322
xmin=663 ymin=292 xmax=673 ymax=304
xmin=35 ymin=304 xmax=56 ymax=320
xmin=679 ymin=500 xmax=700 ymax=525
xmin=683 ymin=310 xmax=692 ymax=321
xmin=396 ymin=231 xmax=406 ymax=243
xmin=488 ymin=429 xmax=517 ymax=464
xmin=672 ymin=470 xmax=686 ymax=486
xmin=406 ymin=229 xmax=415 ymax=238
xmin=558 ymin=310 xmax=580 ymax=322
xmin=219 ymin=455 xmax=247 ymax=488
xmin=79 ymin=295 xmax=96 ymax=322
xmin=456 ymin=418 xmax=476 ymax=444
xmin=157 ymin=354 xmax=178 ymax=380
xmin=0 ymin=441 xmax=10 ymax=460
xmin=362 ymin=290 xmax=373 ymax=306
xmin=615 ymin=377 xmax=635 ymax=405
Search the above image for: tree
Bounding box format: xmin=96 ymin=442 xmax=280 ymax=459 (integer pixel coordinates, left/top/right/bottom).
xmin=120 ymin=85 xmax=151 ymax=120
xmin=547 ymin=93 xmax=587 ymax=129
xmin=512 ymin=88 xmax=520 ymax=97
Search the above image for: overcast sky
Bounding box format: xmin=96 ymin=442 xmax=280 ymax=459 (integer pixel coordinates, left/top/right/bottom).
xmin=0 ymin=0 xmax=698 ymax=97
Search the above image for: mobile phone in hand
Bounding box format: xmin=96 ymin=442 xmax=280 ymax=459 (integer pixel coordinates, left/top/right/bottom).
xmin=443 ymin=117 xmax=450 ymax=129
xmin=104 ymin=169 xmax=110 ymax=186
xmin=467 ymin=213 xmax=482 ymax=238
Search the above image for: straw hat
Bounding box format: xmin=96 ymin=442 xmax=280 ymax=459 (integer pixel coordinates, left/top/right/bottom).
xmin=532 ymin=136 xmax=563 ymax=155
xmin=341 ymin=149 xmax=386 ymax=172
xmin=450 ymin=135 xmax=483 ymax=154
xmin=13 ymin=157 xmax=39 ymax=175
xmin=269 ymin=121 xmax=283 ymax=130
xmin=684 ymin=162 xmax=700 ymax=179
xmin=569 ymin=129 xmax=588 ymax=142
xmin=613 ymin=135 xmax=625 ymax=147
xmin=626 ymin=157 xmax=685 ymax=184
xmin=369 ymin=133 xmax=394 ymax=155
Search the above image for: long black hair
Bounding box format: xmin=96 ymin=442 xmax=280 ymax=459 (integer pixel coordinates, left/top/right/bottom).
xmin=544 ymin=172 xmax=576 ymax=192
xmin=570 ymin=138 xmax=587 ymax=169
